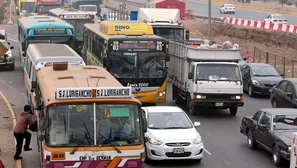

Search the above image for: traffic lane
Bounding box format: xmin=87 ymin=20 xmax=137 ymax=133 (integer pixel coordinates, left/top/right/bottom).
xmin=146 ymin=84 xmax=283 ymax=168
xmin=0 ymin=23 xmax=39 ymax=168
xmin=186 ymin=1 xmax=297 ymax=25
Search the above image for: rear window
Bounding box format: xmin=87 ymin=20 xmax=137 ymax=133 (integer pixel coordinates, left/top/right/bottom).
xmin=226 ymin=4 xmax=234 ymax=7
xmin=273 ymin=15 xmax=285 ymax=20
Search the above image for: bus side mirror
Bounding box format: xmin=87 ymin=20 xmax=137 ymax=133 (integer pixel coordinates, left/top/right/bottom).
xmin=21 ymin=42 xmax=26 ymax=51
xmin=185 ymin=29 xmax=190 ymax=40
xmin=103 ymin=57 xmax=107 ymax=67
xmin=141 ymin=110 xmax=147 ymax=133
xmin=188 ymin=72 xmax=193 ymax=79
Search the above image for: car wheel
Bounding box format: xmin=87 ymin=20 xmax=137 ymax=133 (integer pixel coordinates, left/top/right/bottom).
xmin=229 ymin=107 xmax=237 ymax=116
xmin=233 ymin=12 xmax=235 ymax=14
xmin=220 ymin=9 xmax=222 ymax=13
xmin=272 ymin=99 xmax=277 ymax=108
xmin=272 ymin=144 xmax=285 ymax=167
xmin=247 ymin=130 xmax=258 ymax=150
xmin=8 ymin=64 xmax=14 ymax=71
xmin=248 ymin=85 xmax=255 ymax=97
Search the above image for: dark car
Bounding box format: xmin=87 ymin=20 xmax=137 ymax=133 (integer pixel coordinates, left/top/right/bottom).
xmin=240 ymin=63 xmax=284 ymax=97
xmin=270 ymin=78 xmax=297 ymax=108
xmin=240 ymin=108 xmax=297 ymax=166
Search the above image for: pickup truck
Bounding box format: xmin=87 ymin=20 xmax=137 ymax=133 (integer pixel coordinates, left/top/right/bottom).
xmin=240 ymin=108 xmax=297 ymax=167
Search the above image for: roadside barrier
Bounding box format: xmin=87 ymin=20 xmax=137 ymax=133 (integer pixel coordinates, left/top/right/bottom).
xmin=222 ymin=17 xmax=297 ymax=33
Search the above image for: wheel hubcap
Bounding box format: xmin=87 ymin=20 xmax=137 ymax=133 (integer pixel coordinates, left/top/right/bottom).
xmin=273 ymin=101 xmax=276 ymax=108
xmin=249 ymin=87 xmax=252 ymax=95
xmin=273 ymin=149 xmax=278 ymax=162
xmin=248 ymin=133 xmax=252 ymax=145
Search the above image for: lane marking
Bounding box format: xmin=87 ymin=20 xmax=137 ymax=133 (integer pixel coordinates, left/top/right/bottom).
xmin=0 ymin=91 xmax=22 ymax=168
xmin=204 ymin=148 xmax=212 ymax=155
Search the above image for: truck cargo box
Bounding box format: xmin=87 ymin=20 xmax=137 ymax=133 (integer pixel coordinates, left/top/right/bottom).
xmin=146 ymin=0 xmax=185 ymax=19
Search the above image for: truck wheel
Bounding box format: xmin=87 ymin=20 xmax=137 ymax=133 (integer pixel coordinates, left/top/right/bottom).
xmin=247 ymin=130 xmax=258 ymax=150
xmin=8 ymin=64 xmax=15 ymax=71
xmin=229 ymin=107 xmax=237 ymax=116
xmin=272 ymin=144 xmax=285 ymax=167
xmin=189 ymin=104 xmax=196 ymax=115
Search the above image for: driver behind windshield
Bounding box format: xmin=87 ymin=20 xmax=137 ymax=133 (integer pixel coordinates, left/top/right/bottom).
xmin=102 ymin=117 xmax=129 ymax=143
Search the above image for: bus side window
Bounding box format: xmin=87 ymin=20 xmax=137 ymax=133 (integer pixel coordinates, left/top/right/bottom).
xmin=26 ymin=57 xmax=32 ymax=78
xmin=92 ymin=34 xmax=100 ymax=58
xmin=83 ymin=31 xmax=88 ymax=49
xmin=88 ymin=32 xmax=92 ymax=52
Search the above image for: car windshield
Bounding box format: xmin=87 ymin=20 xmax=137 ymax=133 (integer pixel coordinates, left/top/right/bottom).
xmin=196 ymin=64 xmax=241 ymax=81
xmin=148 ymin=112 xmax=193 ymax=129
xmin=273 ymin=115 xmax=297 ymax=130
xmin=251 ymin=65 xmax=279 ymax=76
xmin=226 ymin=4 xmax=233 ymax=7
xmin=80 ymin=6 xmax=97 ymax=11
xmin=45 ymin=103 xmax=142 ymax=146
xmin=21 ymin=2 xmax=35 ymax=13
xmin=153 ymin=28 xmax=184 ymax=41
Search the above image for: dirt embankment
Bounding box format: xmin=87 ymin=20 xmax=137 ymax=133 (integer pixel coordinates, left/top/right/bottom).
xmin=182 ymin=20 xmax=297 ymax=59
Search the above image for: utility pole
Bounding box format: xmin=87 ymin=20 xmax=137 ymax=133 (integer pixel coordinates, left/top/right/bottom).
xmin=208 ymin=0 xmax=212 ymax=38
xmin=122 ymin=0 xmax=126 ymax=20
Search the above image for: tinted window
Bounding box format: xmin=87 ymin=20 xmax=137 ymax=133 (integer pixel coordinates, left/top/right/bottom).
xmin=148 ymin=112 xmax=193 ymax=129
xmin=279 ymin=81 xmax=287 ymax=91
xmin=252 ymin=111 xmax=262 ymax=122
xmin=259 ymin=113 xmax=270 ymax=126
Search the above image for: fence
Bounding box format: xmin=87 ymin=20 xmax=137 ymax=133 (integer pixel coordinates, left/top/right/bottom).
xmin=253 ymin=46 xmax=297 ymax=78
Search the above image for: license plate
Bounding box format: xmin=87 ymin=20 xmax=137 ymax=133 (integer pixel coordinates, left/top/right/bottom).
xmin=173 ymin=148 xmax=184 ymax=154
xmin=215 ymin=102 xmax=224 ymax=106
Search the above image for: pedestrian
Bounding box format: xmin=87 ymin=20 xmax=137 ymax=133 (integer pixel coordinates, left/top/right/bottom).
xmin=13 ymin=105 xmax=34 ymax=160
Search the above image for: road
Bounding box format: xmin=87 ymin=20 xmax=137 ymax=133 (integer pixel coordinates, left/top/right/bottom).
xmin=123 ymin=0 xmax=297 ymax=25
xmin=0 ymin=23 xmax=289 ymax=168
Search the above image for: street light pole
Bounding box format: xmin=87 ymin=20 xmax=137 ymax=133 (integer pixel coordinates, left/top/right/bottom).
xmin=208 ymin=0 xmax=212 ymax=38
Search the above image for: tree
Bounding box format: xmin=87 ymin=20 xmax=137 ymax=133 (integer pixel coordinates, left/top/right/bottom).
xmin=279 ymin=0 xmax=288 ymax=7
xmin=286 ymin=0 xmax=293 ymax=7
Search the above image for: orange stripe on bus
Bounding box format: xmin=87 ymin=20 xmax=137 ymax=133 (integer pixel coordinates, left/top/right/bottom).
xmin=107 ymin=156 xmax=122 ymax=168
xmin=44 ymin=144 xmax=144 ymax=152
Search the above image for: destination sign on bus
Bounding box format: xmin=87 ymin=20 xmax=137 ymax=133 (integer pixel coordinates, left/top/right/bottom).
xmin=62 ymin=14 xmax=90 ymax=19
xmin=55 ymin=87 xmax=132 ymax=99
xmin=110 ymin=40 xmax=165 ymax=52
xmin=34 ymin=28 xmax=67 ymax=35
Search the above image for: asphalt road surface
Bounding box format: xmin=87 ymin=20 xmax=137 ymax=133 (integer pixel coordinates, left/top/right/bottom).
xmin=125 ymin=0 xmax=297 ymax=25
xmin=0 ymin=23 xmax=290 ymax=168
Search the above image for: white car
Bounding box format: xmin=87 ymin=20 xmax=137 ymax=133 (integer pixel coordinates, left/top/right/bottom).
xmin=220 ymin=4 xmax=235 ymax=14
xmin=141 ymin=106 xmax=203 ymax=162
xmin=264 ymin=14 xmax=287 ymax=24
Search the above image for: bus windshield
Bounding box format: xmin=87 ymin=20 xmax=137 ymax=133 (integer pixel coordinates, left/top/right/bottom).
xmin=108 ymin=52 xmax=166 ymax=79
xmin=28 ymin=36 xmax=74 ymax=46
xmin=37 ymin=5 xmax=60 ymax=14
xmin=153 ymin=27 xmax=184 ymax=41
xmin=21 ymin=2 xmax=35 ymax=13
xmin=66 ymin=19 xmax=92 ymax=41
xmin=45 ymin=103 xmax=142 ymax=146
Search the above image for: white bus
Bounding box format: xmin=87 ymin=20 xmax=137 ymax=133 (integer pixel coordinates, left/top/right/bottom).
xmin=49 ymin=7 xmax=96 ymax=54
xmin=24 ymin=43 xmax=85 ymax=106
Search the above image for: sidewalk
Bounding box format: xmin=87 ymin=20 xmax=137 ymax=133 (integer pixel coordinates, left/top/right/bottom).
xmin=0 ymin=91 xmax=19 ymax=168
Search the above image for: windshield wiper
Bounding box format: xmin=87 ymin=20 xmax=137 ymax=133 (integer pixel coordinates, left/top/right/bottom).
xmin=163 ymin=127 xmax=188 ymax=129
xmin=148 ymin=127 xmax=164 ymax=129
xmin=109 ymin=141 xmax=122 ymax=154
xmin=70 ymin=143 xmax=79 ymax=155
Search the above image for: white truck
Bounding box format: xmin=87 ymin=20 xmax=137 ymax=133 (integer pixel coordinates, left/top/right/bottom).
xmin=168 ymin=40 xmax=245 ymax=116
xmin=137 ymin=8 xmax=189 ymax=41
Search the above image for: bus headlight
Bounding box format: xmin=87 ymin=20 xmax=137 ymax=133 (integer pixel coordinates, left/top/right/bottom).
xmin=155 ymin=91 xmax=166 ymax=97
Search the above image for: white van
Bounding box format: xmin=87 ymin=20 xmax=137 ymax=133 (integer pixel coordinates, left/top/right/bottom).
xmin=24 ymin=43 xmax=86 ymax=105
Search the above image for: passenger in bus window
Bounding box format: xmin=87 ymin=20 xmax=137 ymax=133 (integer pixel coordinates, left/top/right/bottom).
xmin=102 ymin=117 xmax=128 ymax=143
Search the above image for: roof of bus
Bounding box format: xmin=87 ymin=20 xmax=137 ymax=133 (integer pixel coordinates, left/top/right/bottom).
xmin=27 ymin=44 xmax=83 ymax=63
xmin=84 ymin=23 xmax=164 ymax=39
xmin=37 ymin=65 xmax=140 ymax=105
xmin=49 ymin=7 xmax=92 ymax=15
xmin=18 ymin=16 xmax=73 ymax=29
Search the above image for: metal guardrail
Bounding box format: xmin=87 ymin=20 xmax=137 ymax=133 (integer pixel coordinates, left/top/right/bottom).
xmin=190 ymin=14 xmax=224 ymax=22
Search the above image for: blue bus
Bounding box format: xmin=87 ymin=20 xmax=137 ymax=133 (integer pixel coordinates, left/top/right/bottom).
xmin=18 ymin=16 xmax=75 ymax=71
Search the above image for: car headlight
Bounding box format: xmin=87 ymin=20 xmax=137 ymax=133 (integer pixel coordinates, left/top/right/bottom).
xmin=252 ymin=79 xmax=260 ymax=86
xmin=288 ymin=146 xmax=291 ymax=152
xmin=148 ymin=137 xmax=162 ymax=145
xmin=193 ymin=133 xmax=202 ymax=144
